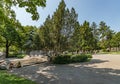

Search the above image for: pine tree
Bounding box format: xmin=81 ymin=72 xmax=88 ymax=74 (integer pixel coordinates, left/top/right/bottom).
xmin=99 ymin=21 xmax=114 ymax=50
xmin=91 ymin=22 xmax=99 ymax=50
xmin=52 ymin=0 xmax=66 ymax=52
xmin=79 ymin=21 xmax=94 ymax=53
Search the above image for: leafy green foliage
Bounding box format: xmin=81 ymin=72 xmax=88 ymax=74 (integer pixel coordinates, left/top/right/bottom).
xmin=0 ymin=4 xmax=23 ymax=57
xmin=0 ymin=71 xmax=36 ymax=84
xmin=38 ymin=0 xmax=79 ymax=52
xmin=99 ymin=21 xmax=114 ymax=49
xmin=21 ymin=0 xmax=119 ymax=54
xmin=23 ymin=27 xmax=36 ymax=50
xmin=0 ymin=0 xmax=120 ymax=58
xmin=2 ymin=0 xmax=46 ymax=20
xmin=71 ymin=54 xmax=92 ymax=62
xmin=111 ymin=32 xmax=120 ymax=47
xmin=16 ymin=54 xmax=26 ymax=58
xmin=0 ymin=0 xmax=46 ymax=57
xmin=51 ymin=54 xmax=71 ymax=64
xmin=51 ymin=54 xmax=92 ymax=64
xmin=91 ymin=22 xmax=100 ymax=50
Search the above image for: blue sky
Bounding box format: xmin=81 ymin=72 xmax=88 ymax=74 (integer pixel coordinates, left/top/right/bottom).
xmin=13 ymin=0 xmax=120 ymax=32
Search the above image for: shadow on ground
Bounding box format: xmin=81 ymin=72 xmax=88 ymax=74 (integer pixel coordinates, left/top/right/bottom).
xmin=10 ymin=59 xmax=120 ymax=84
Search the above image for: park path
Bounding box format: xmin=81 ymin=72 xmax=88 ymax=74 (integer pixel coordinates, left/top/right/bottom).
xmin=10 ymin=54 xmax=120 ymax=84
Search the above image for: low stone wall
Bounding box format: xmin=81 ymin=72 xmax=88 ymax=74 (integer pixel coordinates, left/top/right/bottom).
xmin=29 ymin=50 xmax=48 ymax=57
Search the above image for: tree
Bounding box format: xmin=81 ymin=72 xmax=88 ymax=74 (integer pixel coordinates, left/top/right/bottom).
xmin=22 ymin=26 xmax=37 ymax=54
xmin=38 ymin=15 xmax=54 ymax=51
xmin=79 ymin=21 xmax=94 ymax=53
xmin=71 ymin=22 xmax=81 ymax=52
xmin=99 ymin=21 xmax=114 ymax=50
xmin=1 ymin=0 xmax=46 ymax=20
xmin=0 ymin=20 xmax=21 ymax=58
xmin=0 ymin=4 xmax=22 ymax=57
xmin=0 ymin=0 xmax=46 ymax=57
xmin=111 ymin=32 xmax=120 ymax=51
xmin=91 ymin=22 xmax=100 ymax=50
xmin=61 ymin=7 xmax=78 ymax=51
xmin=52 ymin=0 xmax=66 ymax=52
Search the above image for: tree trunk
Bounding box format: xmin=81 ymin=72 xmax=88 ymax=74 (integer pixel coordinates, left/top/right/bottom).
xmin=118 ymin=44 xmax=120 ymax=51
xmin=5 ymin=40 xmax=9 ymax=58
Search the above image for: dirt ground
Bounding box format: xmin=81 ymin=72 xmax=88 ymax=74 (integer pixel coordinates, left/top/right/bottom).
xmin=10 ymin=54 xmax=120 ymax=84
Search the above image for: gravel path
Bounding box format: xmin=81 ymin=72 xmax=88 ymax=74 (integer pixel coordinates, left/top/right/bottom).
xmin=10 ymin=54 xmax=120 ymax=84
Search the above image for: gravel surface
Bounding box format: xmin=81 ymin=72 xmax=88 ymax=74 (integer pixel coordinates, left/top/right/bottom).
xmin=10 ymin=54 xmax=120 ymax=84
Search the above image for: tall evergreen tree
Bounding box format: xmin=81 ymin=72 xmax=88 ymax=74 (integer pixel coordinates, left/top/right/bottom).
xmin=110 ymin=32 xmax=120 ymax=51
xmin=52 ymin=0 xmax=66 ymax=52
xmin=41 ymin=15 xmax=54 ymax=50
xmin=91 ymin=22 xmax=99 ymax=50
xmin=71 ymin=22 xmax=81 ymax=52
xmin=61 ymin=7 xmax=78 ymax=51
xmin=99 ymin=21 xmax=114 ymax=50
xmin=79 ymin=21 xmax=94 ymax=52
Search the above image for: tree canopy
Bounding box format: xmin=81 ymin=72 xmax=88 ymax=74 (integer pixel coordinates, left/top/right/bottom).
xmin=0 ymin=0 xmax=120 ymax=58
xmin=0 ymin=0 xmax=46 ymax=57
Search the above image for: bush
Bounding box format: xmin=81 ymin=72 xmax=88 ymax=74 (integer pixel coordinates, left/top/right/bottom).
xmin=51 ymin=54 xmax=71 ymax=64
xmin=71 ymin=54 xmax=91 ymax=62
xmin=51 ymin=54 xmax=92 ymax=64
xmin=102 ymin=49 xmax=107 ymax=52
xmin=9 ymin=53 xmax=26 ymax=58
xmin=86 ymin=54 xmax=92 ymax=58
xmin=16 ymin=54 xmax=26 ymax=58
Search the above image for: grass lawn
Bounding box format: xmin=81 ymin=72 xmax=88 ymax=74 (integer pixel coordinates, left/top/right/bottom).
xmin=0 ymin=70 xmax=36 ymax=84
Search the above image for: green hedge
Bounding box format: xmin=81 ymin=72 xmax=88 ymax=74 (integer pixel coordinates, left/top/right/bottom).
xmin=50 ymin=54 xmax=92 ymax=64
xmin=51 ymin=54 xmax=71 ymax=64
xmin=71 ymin=54 xmax=92 ymax=62
xmin=16 ymin=54 xmax=26 ymax=58
xmin=9 ymin=53 xmax=26 ymax=58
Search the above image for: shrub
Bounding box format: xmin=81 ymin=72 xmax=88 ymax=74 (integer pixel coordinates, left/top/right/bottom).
xmin=51 ymin=54 xmax=92 ymax=64
xmin=51 ymin=54 xmax=71 ymax=64
xmin=71 ymin=54 xmax=88 ymax=62
xmin=86 ymin=54 xmax=92 ymax=58
xmin=16 ymin=54 xmax=26 ymax=58
xmin=9 ymin=53 xmax=26 ymax=58
xmin=102 ymin=49 xmax=107 ymax=52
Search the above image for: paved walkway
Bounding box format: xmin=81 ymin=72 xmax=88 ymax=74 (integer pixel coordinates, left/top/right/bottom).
xmin=10 ymin=54 xmax=120 ymax=84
